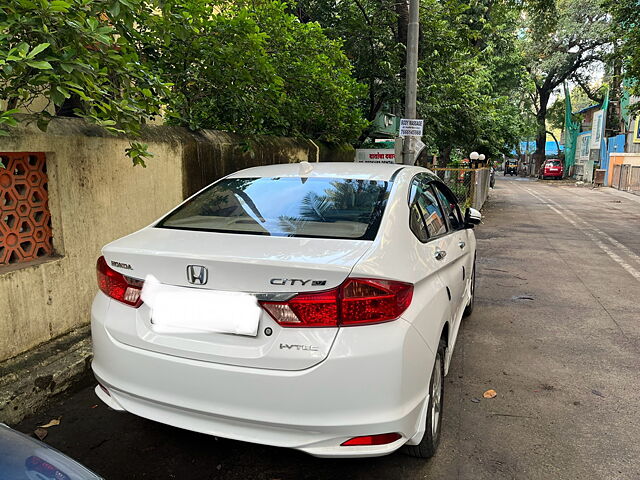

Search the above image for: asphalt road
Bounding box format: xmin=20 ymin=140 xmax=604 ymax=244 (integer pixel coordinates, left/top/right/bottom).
xmin=16 ymin=175 xmax=640 ymax=479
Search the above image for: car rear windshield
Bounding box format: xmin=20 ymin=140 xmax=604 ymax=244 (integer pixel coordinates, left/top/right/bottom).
xmin=548 ymin=160 xmax=562 ymax=167
xmin=156 ymin=177 xmax=392 ymax=240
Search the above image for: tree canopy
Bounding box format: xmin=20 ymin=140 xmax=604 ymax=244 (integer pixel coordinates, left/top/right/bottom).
xmin=608 ymin=0 xmax=640 ymax=109
xmin=518 ymin=0 xmax=612 ymax=168
xmin=2 ymin=0 xmax=624 ymax=168
xmin=137 ymin=0 xmax=367 ymax=143
xmin=297 ymin=0 xmax=531 ymax=163
xmin=0 ymin=0 xmax=168 ymax=166
xmin=0 ymin=0 xmax=366 ymax=165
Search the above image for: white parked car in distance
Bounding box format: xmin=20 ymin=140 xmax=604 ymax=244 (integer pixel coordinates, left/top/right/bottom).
xmin=92 ymin=162 xmax=480 ymax=458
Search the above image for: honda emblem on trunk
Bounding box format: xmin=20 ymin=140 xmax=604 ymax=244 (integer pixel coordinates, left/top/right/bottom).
xmin=186 ymin=265 xmax=208 ymax=285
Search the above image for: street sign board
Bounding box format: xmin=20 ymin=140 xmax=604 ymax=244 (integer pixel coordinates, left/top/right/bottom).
xmin=355 ymin=149 xmax=396 ymax=163
xmin=399 ymin=118 xmax=424 ymax=137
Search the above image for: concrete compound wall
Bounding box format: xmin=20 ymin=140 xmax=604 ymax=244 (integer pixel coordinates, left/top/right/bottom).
xmin=0 ymin=118 xmax=354 ymax=362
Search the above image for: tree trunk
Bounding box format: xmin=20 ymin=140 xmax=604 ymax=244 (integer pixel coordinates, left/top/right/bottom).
xmin=395 ymin=0 xmax=409 ymax=49
xmin=438 ymin=146 xmax=452 ymax=168
xmin=546 ymin=130 xmax=561 ymax=160
xmin=395 ymin=0 xmax=409 ymax=108
xmin=533 ymin=89 xmax=551 ymax=174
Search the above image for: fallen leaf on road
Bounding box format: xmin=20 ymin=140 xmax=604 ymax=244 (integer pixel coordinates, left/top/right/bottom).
xmin=483 ymin=389 xmax=497 ymax=399
xmin=471 ymin=398 xmax=481 ymax=403
xmin=34 ymin=428 xmax=48 ymax=441
xmin=38 ymin=417 xmax=61 ymax=428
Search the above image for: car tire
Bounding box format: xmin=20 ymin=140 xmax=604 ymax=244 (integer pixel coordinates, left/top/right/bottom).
xmin=403 ymin=340 xmax=446 ymax=459
xmin=463 ymin=261 xmax=475 ymax=318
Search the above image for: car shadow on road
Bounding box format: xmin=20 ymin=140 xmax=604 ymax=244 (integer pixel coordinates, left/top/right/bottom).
xmin=17 ymin=386 xmax=438 ymax=480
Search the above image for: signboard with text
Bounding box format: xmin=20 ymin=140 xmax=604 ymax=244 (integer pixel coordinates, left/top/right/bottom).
xmin=355 ymin=149 xmax=396 ymax=163
xmin=590 ymin=110 xmax=604 ymax=149
xmin=399 ymin=118 xmax=424 ymax=137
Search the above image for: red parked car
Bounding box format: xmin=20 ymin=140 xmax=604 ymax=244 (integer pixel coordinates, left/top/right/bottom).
xmin=539 ymin=159 xmax=564 ymax=180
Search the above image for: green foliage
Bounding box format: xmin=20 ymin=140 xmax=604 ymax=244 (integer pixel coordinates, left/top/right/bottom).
xmin=519 ymin=0 xmax=612 ymax=161
xmin=298 ymin=0 xmax=532 ymax=160
xmin=296 ymin=0 xmax=405 ymax=124
xmin=608 ymin=0 xmax=640 ymax=107
xmin=138 ymin=0 xmax=367 ymax=143
xmin=0 ymin=0 xmax=169 ymax=165
xmin=547 ymin=85 xmax=597 ymax=131
xmin=416 ymin=0 xmax=529 ymax=160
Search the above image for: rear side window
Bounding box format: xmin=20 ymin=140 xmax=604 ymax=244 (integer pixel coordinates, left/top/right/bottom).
xmin=409 ymin=177 xmax=447 ymax=241
xmin=410 ymin=203 xmax=429 ymax=242
xmin=434 ymin=184 xmax=463 ymax=230
xmin=157 ymin=177 xmax=391 ymax=240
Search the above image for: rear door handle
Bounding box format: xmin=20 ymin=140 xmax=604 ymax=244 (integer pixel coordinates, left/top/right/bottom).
xmin=458 ymin=241 xmax=466 ymax=249
xmin=434 ymin=249 xmax=447 ymax=260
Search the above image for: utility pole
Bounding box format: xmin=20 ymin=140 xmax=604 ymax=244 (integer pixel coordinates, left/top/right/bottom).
xmin=402 ymin=0 xmax=420 ymax=165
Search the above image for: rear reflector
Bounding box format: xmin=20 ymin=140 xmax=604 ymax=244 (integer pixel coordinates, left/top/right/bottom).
xmin=98 ymin=383 xmax=111 ymax=397
xmin=260 ymin=278 xmax=412 ymax=327
xmin=97 ymin=256 xmax=143 ymax=307
xmin=341 ymin=433 xmax=402 ymax=446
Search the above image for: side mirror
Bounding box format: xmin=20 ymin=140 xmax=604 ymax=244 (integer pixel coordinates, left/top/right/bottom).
xmin=464 ymin=207 xmax=482 ymax=228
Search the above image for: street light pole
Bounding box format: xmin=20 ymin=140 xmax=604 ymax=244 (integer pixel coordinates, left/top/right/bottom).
xmin=402 ymin=0 xmax=420 ymax=165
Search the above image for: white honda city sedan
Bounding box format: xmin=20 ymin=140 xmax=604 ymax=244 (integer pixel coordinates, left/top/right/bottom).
xmin=91 ymin=162 xmax=480 ymax=458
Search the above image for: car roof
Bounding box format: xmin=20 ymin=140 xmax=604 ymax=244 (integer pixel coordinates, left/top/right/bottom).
xmin=227 ymin=162 xmax=406 ymax=181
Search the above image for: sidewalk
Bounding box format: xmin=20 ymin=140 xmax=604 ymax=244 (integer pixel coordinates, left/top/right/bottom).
xmin=600 ymin=186 xmax=640 ymax=205
xmin=0 ymin=326 xmax=93 ymax=425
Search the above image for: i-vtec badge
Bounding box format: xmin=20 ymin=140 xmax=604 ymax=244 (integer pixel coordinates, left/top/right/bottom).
xmin=270 ymin=278 xmax=327 ymax=286
xmin=280 ymin=343 xmax=319 ymax=352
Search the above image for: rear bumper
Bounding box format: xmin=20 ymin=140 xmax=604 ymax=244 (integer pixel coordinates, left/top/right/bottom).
xmin=91 ymin=294 xmax=434 ymax=458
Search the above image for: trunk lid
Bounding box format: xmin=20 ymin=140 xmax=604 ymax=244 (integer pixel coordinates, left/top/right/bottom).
xmin=102 ymin=227 xmax=373 ymax=370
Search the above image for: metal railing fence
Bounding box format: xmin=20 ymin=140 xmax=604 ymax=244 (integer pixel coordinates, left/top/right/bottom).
xmin=432 ymin=168 xmax=491 ymax=209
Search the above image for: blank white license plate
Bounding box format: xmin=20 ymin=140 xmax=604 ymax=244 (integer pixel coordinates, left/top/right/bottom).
xmin=141 ymin=275 xmax=261 ymax=336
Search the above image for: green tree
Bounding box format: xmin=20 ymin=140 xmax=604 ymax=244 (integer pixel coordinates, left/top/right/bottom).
xmin=0 ymin=0 xmax=169 ymax=166
xmin=608 ymin=0 xmax=640 ymax=110
xmin=416 ymin=0 xmax=530 ymax=163
xmin=298 ymin=0 xmax=531 ymax=161
xmin=296 ymin=0 xmax=406 ymax=132
xmin=519 ymin=0 xmax=612 ymax=170
xmin=139 ymin=0 xmax=366 ymax=143
xmin=547 ymin=85 xmax=598 ymax=131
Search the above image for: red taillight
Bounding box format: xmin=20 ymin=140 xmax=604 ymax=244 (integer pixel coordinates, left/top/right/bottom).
xmin=260 ymin=278 xmax=413 ymax=327
xmin=96 ymin=256 xmax=143 ymax=308
xmin=341 ymin=433 xmax=402 ymax=446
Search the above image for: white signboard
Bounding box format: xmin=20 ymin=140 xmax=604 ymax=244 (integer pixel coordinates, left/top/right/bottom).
xmin=590 ymin=110 xmax=604 ymax=149
xmin=399 ymin=118 xmax=424 ymax=137
xmin=355 ymin=149 xmax=395 ymax=163
xmin=577 ymin=133 xmax=591 ymax=161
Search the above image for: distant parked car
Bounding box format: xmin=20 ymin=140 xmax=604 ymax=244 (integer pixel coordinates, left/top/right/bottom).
xmin=0 ymin=423 xmax=102 ymax=480
xmin=538 ymin=159 xmax=563 ymax=180
xmin=504 ymin=160 xmax=518 ymax=176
